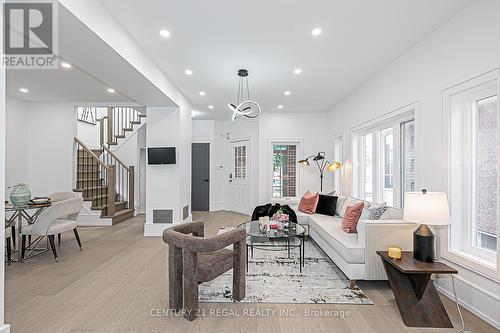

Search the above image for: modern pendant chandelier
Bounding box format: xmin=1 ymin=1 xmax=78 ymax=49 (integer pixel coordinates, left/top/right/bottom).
xmin=228 ymin=69 xmax=262 ymax=121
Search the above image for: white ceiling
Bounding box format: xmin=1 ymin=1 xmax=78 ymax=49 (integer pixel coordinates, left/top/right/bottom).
xmin=7 ymin=4 xmax=176 ymax=107
xmin=6 ymin=66 xmax=132 ymax=103
xmin=99 ymin=0 xmax=470 ymax=120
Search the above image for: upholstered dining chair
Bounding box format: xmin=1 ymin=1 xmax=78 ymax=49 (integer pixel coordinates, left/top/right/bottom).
xmin=49 ymin=192 xmax=80 ymax=245
xmin=163 ymin=221 xmax=246 ymax=321
xmin=5 ymin=227 xmax=12 ymax=265
xmin=49 ymin=192 xmax=79 ymax=202
xmin=21 ymin=198 xmax=83 ymax=262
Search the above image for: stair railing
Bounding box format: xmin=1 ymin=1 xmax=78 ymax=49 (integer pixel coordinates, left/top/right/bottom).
xmin=101 ymin=145 xmax=134 ymax=212
xmin=74 ymin=137 xmax=116 ymax=216
xmin=99 ymin=107 xmax=141 ymax=148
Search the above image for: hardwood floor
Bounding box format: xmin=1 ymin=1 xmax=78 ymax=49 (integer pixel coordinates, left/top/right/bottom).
xmin=5 ymin=211 xmax=497 ymax=333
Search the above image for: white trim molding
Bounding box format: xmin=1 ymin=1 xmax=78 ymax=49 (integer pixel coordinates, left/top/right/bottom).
xmin=442 ymin=68 xmax=500 ymax=280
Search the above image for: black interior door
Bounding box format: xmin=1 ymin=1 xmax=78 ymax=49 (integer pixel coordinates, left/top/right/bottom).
xmin=191 ymin=143 xmax=210 ymax=211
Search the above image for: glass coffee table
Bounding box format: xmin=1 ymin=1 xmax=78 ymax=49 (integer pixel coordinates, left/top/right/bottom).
xmin=238 ymin=220 xmax=306 ymax=273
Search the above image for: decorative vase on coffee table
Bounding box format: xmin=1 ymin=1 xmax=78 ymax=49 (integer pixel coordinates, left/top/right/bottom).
xmin=10 ymin=183 xmax=31 ymax=207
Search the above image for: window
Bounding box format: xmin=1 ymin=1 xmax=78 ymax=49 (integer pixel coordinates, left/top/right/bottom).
xmin=234 ymin=145 xmax=246 ymax=179
xmin=353 ymin=109 xmax=415 ymax=208
xmin=446 ymin=71 xmax=498 ymax=269
xmin=401 ymin=120 xmax=416 ymax=200
xmin=272 ymin=144 xmax=297 ymax=198
xmin=333 ymin=135 xmax=343 ymax=193
xmin=381 ymin=128 xmax=394 ymax=206
xmin=473 ymin=95 xmax=498 ymax=253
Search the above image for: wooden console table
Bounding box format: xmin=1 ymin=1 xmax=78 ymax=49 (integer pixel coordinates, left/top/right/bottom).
xmin=377 ymin=251 xmax=458 ymax=328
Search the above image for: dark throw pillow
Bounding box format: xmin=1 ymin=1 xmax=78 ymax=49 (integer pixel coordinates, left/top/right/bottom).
xmin=315 ymin=194 xmax=338 ymax=216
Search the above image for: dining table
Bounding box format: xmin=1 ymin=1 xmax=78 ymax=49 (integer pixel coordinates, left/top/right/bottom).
xmin=5 ymin=201 xmax=52 ymax=262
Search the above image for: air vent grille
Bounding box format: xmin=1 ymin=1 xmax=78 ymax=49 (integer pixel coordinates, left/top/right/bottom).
xmin=153 ymin=210 xmax=173 ymax=223
xmin=183 ymin=205 xmax=189 ymax=220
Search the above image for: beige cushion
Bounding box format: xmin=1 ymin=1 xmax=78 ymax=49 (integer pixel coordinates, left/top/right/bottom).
xmin=309 ymin=214 xmax=365 ymax=264
xmin=335 ymin=195 xmax=348 ymax=216
xmin=22 ymin=219 xmax=77 ymax=236
xmin=339 ymin=196 xmax=371 ymax=218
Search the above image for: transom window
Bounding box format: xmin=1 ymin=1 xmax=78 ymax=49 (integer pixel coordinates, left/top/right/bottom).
xmin=353 ymin=110 xmax=415 ymax=208
xmin=272 ymin=144 xmax=297 ymax=198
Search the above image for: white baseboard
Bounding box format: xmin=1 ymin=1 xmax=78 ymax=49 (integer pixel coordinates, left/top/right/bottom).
xmin=0 ymin=324 xmax=10 ymax=333
xmin=435 ymin=283 xmax=500 ymax=330
xmin=210 ymin=201 xmax=227 ymax=211
xmin=143 ymin=214 xmax=192 ymax=237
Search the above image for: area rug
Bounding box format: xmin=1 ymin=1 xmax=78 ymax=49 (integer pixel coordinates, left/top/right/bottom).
xmin=199 ymin=238 xmax=373 ymax=304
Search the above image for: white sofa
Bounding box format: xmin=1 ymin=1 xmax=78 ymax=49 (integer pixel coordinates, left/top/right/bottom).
xmin=292 ymin=198 xmax=417 ymax=280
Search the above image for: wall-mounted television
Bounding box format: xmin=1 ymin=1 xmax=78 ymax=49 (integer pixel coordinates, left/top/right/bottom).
xmin=148 ymin=147 xmax=176 ymax=165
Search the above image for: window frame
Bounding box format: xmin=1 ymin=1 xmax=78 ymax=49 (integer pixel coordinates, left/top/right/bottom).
xmin=352 ymin=108 xmax=415 ymax=208
xmin=332 ymin=134 xmax=344 ymax=193
xmin=442 ymin=69 xmax=500 ymax=280
xmin=268 ymin=140 xmax=301 ymax=202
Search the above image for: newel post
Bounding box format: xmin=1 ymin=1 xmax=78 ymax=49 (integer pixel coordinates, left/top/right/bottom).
xmin=107 ymin=165 xmax=116 ymax=216
xmin=128 ymin=166 xmax=135 ymax=211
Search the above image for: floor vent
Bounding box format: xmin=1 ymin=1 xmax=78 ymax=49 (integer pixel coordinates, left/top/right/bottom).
xmin=183 ymin=205 xmax=189 ymax=220
xmin=153 ymin=210 xmax=173 ymax=223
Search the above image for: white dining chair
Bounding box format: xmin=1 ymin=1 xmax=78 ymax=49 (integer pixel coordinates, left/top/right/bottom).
xmin=49 ymin=192 xmax=80 ymax=245
xmin=49 ymin=192 xmax=79 ymax=202
xmin=21 ymin=198 xmax=84 ymax=262
xmin=5 ymin=227 xmax=12 ymax=265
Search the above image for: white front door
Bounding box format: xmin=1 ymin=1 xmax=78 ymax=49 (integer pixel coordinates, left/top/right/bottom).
xmin=230 ymin=141 xmax=250 ymax=215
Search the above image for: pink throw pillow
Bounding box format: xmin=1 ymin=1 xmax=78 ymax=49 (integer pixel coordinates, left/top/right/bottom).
xmin=342 ymin=201 xmax=364 ymax=233
xmin=298 ymin=191 xmax=319 ymax=215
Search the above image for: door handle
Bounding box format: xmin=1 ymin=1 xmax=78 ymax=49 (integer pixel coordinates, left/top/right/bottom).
xmin=204 ymin=179 xmax=209 ymax=182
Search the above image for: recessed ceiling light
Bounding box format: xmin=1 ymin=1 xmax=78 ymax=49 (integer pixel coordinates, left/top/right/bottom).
xmin=208 ymin=105 xmax=214 ymax=109
xmin=19 ymin=88 xmax=29 ymax=93
xmin=199 ymin=91 xmax=206 ymax=96
xmin=107 ymin=88 xmax=115 ymax=93
xmin=185 ymin=69 xmax=193 ymax=75
xmin=293 ymin=68 xmax=302 ymax=75
xmin=311 ymin=27 xmax=322 ymax=36
xmin=61 ymin=62 xmax=72 ymax=69
xmin=159 ymin=29 xmax=171 ymax=38
xmin=277 ymin=105 xmax=284 ymax=109
xmin=284 ymin=91 xmax=291 ymax=96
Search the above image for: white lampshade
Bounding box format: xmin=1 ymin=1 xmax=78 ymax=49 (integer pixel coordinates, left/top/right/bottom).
xmin=403 ymin=191 xmax=451 ymax=225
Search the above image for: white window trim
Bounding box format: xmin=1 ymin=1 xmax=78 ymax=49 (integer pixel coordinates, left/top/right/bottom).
xmin=333 ymin=133 xmax=344 ymax=193
xmin=351 ymin=104 xmax=417 ymax=208
xmin=442 ymin=69 xmax=500 ymax=281
xmin=268 ymin=139 xmax=302 ymax=203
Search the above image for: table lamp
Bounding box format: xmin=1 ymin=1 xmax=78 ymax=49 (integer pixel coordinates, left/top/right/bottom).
xmin=403 ymin=190 xmax=451 ymax=262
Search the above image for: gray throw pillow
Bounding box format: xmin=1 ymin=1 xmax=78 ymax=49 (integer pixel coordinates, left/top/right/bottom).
xmin=362 ymin=204 xmax=388 ymax=220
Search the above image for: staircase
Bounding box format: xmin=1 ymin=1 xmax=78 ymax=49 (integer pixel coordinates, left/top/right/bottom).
xmin=74 ymin=107 xmax=145 ymax=225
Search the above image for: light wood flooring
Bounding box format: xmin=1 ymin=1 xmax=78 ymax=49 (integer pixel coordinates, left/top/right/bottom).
xmin=5 ymin=211 xmax=497 ymax=333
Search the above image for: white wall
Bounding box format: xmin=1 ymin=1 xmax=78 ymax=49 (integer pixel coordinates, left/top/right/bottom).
xmin=145 ymin=106 xmax=192 ymax=235
xmin=5 ymin=97 xmax=29 ymax=190
xmin=258 ymin=112 xmax=330 ymax=203
xmin=192 ymin=112 xmax=330 ymax=213
xmin=327 ymin=0 xmax=500 ymax=328
xmin=59 ymin=0 xmax=194 ymax=236
xmin=5 ymin=98 xmax=77 ymax=198
xmin=76 ymin=107 xmax=107 ymax=148
xmin=27 ymin=102 xmax=77 ymax=197
xmin=0 ymin=3 xmax=9 ymax=330
xmin=111 ymin=122 xmax=146 ymax=213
